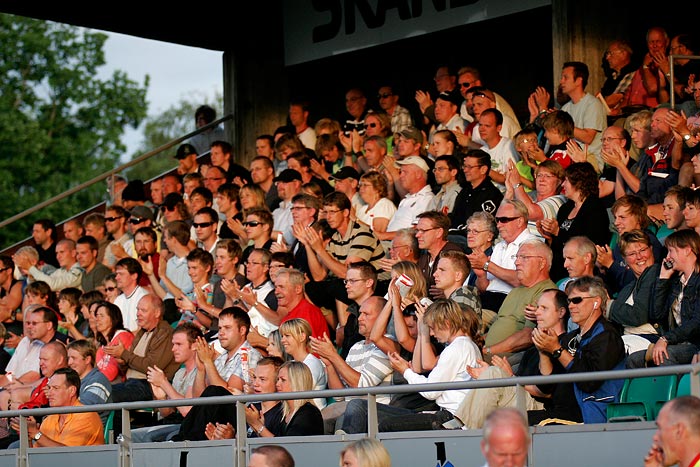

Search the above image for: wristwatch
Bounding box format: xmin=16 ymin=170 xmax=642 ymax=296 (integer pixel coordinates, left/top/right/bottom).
xmin=33 ymin=431 xmax=42 ymax=442
xmin=684 ymin=133 xmax=692 ymax=142
xmin=514 ymin=183 xmax=522 ymax=189
xmin=551 ymin=347 xmax=564 ymax=359
xmin=483 ymin=261 xmax=490 ymax=272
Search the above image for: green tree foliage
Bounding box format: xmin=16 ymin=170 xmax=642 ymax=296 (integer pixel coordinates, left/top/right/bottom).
xmin=0 ymin=14 xmax=148 ymax=247
xmin=125 ymin=92 xmax=223 ymax=182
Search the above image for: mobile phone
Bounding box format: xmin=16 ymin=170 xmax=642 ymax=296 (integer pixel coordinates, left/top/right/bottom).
xmin=276 ymin=233 xmax=283 ymax=244
xmin=663 ymin=259 xmax=674 ymax=270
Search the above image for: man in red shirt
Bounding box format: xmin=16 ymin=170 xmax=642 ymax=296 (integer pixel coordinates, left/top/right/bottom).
xmin=274 ymin=268 xmax=329 ymax=340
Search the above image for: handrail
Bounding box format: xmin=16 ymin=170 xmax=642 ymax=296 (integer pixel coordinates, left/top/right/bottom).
xmin=668 ymin=54 xmax=700 ymax=109
xmin=3 ymin=363 xmax=699 ymax=467
xmin=0 ymin=114 xmax=233 ymax=232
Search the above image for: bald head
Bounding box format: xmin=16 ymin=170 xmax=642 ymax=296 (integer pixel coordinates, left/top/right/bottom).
xmin=481 ymin=408 xmax=530 ymax=467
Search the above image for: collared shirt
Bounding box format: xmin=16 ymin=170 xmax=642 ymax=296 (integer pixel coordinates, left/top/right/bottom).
xmin=434 ymin=180 xmax=462 ymax=215
xmin=387 ymin=185 xmax=436 ymax=232
xmin=486 ymin=229 xmax=540 ymax=294
xmin=28 ymin=262 xmax=83 ymax=292
xmin=162 ymin=254 xmax=193 ymax=300
xmin=273 ymin=200 xmax=294 ymax=245
xmin=5 ymin=336 xmax=44 ymax=377
xmin=214 ymin=340 xmax=262 ymax=382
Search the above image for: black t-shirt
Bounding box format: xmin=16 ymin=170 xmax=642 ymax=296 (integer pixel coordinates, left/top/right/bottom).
xmin=282 ymin=402 xmax=324 ymax=436
xmin=450 ymin=177 xmax=503 ymax=230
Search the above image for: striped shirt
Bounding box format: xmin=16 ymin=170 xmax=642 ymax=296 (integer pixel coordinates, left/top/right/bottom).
xmin=328 ymin=221 xmax=385 ymax=273
xmin=344 ymin=340 xmax=393 ymax=405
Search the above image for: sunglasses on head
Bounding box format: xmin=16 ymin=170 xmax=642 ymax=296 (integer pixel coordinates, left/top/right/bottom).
xmin=243 ymin=221 xmax=262 ymax=227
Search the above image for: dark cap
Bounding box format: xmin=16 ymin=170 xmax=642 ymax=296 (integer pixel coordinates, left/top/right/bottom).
xmin=174 ymin=143 xmax=198 ymax=160
xmin=163 ymin=192 xmax=184 ymax=210
xmin=331 ymin=167 xmax=360 ymax=181
xmin=129 ymin=205 xmax=155 ymax=222
xmin=437 ymin=90 xmax=463 ymax=108
xmin=273 ymin=169 xmax=303 ymax=183
xmin=398 ymin=127 xmax=424 ymax=145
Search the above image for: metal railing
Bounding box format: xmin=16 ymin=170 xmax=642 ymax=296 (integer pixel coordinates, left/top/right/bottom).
xmin=2 ymin=363 xmax=698 ymax=467
xmin=0 ymin=114 xmax=233 ymax=249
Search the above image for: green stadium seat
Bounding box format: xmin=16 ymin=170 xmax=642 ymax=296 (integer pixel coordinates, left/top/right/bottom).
xmin=607 ymin=375 xmax=678 ymax=422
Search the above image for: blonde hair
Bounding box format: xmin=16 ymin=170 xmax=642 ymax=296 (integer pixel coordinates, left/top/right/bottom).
xmin=278 ymin=318 xmax=312 ymax=353
xmin=391 ymin=261 xmax=427 ymax=301
xmin=340 ymin=438 xmax=391 ymax=467
xmin=280 ymin=361 xmax=314 ymax=419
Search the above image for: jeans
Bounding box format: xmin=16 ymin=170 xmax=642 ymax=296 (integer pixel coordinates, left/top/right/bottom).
xmin=130 ymin=424 xmax=180 ymax=443
xmin=341 ymin=399 xmax=454 ymax=433
xmin=626 ymin=342 xmax=700 ymax=368
xmin=112 ymin=379 xmax=154 ymax=403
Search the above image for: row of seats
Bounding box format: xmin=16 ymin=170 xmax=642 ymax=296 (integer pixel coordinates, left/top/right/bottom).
xmin=607 ymin=373 xmax=697 ymax=422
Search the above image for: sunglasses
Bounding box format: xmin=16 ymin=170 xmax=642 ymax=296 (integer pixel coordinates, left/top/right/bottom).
xmin=193 ymin=221 xmax=215 ymax=228
xmin=367 ymin=123 xmax=379 ymax=128
xmin=104 ymin=286 xmax=118 ymax=293
xmin=495 ymin=216 xmax=519 ymax=224
xmin=567 ymin=296 xmax=595 ymax=305
xmin=459 ymin=82 xmax=472 ymax=89
xmin=377 ymin=93 xmax=393 ymax=99
xmin=129 ymin=217 xmax=147 ymax=224
xmin=243 ymin=221 xmax=262 ymax=227
xmin=104 ymin=216 xmax=123 ymax=222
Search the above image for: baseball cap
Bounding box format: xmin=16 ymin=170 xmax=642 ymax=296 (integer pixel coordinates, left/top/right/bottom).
xmin=437 ymin=90 xmax=464 ymax=108
xmin=130 ymin=205 xmax=155 ymax=222
xmin=398 ymin=127 xmax=424 ymax=145
xmin=395 ymin=156 xmax=430 ymax=173
xmin=331 ymin=167 xmax=360 ymax=181
xmin=174 ymin=143 xmax=198 ymax=160
xmin=273 ymin=169 xmax=303 ymax=183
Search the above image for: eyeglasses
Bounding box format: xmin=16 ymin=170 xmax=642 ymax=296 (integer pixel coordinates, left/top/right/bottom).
xmin=343 ymin=278 xmax=364 ymax=284
xmin=414 ymin=227 xmax=438 ymax=234
xmin=512 ymin=254 xmax=543 ymax=261
xmin=567 ymin=296 xmax=596 ymax=305
xmin=323 ymin=209 xmax=342 ymax=215
xmin=367 ymin=123 xmax=379 ymax=128
xmin=495 ymin=216 xmax=519 ymax=224
xmin=605 ymin=49 xmax=623 ymax=56
xmin=290 ymin=206 xmax=310 ymax=211
xmin=193 ymin=221 xmax=215 ymax=229
xmin=25 ymin=320 xmax=50 ymax=326
xmin=466 ymin=228 xmax=489 ymax=235
xmin=601 ymin=137 xmax=624 ymax=143
xmin=377 ymin=93 xmax=393 ymax=99
xmin=104 ymin=216 xmax=123 ymax=222
xmin=103 ymin=286 xmax=117 ymax=293
xmin=391 ymin=244 xmax=410 ymax=251
xmin=129 ymin=217 xmax=147 ymax=224
xmin=535 ymin=173 xmax=557 ymax=179
xmin=459 ymin=82 xmax=472 ymax=89
xmin=243 ymin=221 xmax=262 ymax=227
xmin=204 ymin=177 xmax=225 ymax=182
xmin=463 ymin=164 xmax=482 ymax=170
xmin=624 ymin=246 xmax=650 ymax=258
xmin=358 ymin=183 xmax=372 ymax=188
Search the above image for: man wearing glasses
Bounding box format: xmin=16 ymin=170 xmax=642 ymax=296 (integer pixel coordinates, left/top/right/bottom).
xmin=192 ymin=207 xmax=221 ymax=256
xmin=376 ymin=84 xmax=413 ymax=135
xmin=482 ymin=239 xmax=556 ymax=365
xmin=301 ymin=192 xmax=385 ymax=332
xmin=468 ymin=199 xmax=537 ymax=312
xmin=102 ymin=205 xmax=135 ymax=269
xmin=533 ymin=275 xmax=625 ymax=424
xmin=450 ymin=149 xmax=503 ymax=231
